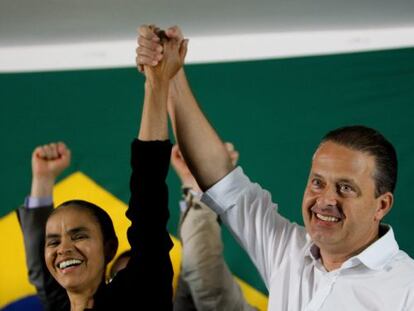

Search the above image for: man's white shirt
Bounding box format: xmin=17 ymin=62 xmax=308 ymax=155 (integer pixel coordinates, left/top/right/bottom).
xmin=202 ymin=167 xmax=414 ymax=311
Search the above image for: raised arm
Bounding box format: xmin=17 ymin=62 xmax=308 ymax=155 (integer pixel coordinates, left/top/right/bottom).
xmin=171 ymin=142 xmax=240 ymax=192
xmin=138 ymin=26 xmax=174 ymax=140
xmin=137 ymin=25 xmax=233 ymax=191
xmin=17 ymin=142 xmax=71 ymax=310
xmin=169 ymin=68 xmax=234 ymax=190
xmin=110 ymin=25 xmax=187 ymax=309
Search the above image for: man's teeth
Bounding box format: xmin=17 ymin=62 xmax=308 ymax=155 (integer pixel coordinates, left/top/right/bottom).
xmin=316 ymin=213 xmax=339 ymax=222
xmin=58 ymin=259 xmax=82 ymax=269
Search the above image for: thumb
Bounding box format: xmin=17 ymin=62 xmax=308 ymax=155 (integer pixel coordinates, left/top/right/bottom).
xmin=179 ymin=39 xmax=189 ymax=63
xmin=166 ymin=26 xmax=183 ymax=41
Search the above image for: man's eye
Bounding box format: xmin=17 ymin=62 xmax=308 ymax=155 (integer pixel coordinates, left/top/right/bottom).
xmin=311 ymin=179 xmax=322 ymax=187
xmin=339 ymin=184 xmax=353 ymax=193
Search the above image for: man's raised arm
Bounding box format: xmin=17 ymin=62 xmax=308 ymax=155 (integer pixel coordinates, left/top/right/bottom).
xmin=137 ymin=25 xmax=233 ymax=191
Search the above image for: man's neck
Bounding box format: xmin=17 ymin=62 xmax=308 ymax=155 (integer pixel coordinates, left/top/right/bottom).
xmin=320 ymin=252 xmax=352 ymax=271
xmin=320 ymin=231 xmax=380 ymax=271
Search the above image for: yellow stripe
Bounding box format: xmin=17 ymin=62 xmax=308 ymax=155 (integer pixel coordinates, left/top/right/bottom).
xmin=0 ymin=172 xmax=268 ymax=309
xmin=0 ymin=211 xmax=37 ymax=306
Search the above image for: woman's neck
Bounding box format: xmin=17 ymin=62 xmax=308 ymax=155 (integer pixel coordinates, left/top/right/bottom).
xmin=68 ymin=290 xmax=95 ymax=311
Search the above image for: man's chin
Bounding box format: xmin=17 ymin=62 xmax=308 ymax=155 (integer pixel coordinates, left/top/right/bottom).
xmin=310 ymin=230 xmax=338 ymax=246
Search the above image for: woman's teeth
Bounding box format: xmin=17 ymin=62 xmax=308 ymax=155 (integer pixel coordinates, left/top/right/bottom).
xmin=58 ymin=259 xmax=82 ymax=269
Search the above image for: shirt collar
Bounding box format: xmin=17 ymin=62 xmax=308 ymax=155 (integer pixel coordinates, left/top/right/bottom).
xmin=305 ymin=224 xmax=399 ymax=271
xmin=305 ymin=234 xmax=321 ymax=260
xmin=353 ymin=224 xmax=399 ymax=270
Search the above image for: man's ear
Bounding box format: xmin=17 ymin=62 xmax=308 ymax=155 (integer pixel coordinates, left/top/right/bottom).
xmin=105 ymin=239 xmax=119 ymax=264
xmin=374 ymin=192 xmax=394 ymax=222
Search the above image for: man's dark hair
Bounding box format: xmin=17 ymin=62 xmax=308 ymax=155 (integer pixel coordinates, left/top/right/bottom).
xmin=50 ymin=199 xmax=119 ymax=263
xmin=321 ymin=125 xmax=397 ymax=197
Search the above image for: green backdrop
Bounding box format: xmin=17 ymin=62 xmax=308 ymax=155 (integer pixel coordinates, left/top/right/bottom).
xmin=1 ymin=47 xmax=413 ymax=293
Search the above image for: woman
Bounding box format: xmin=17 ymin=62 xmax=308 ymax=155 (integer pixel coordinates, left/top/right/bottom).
xmin=18 ymin=26 xmax=187 ymax=310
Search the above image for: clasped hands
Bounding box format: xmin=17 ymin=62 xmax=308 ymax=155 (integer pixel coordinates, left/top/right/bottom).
xmin=136 ymin=25 xmax=188 ymax=84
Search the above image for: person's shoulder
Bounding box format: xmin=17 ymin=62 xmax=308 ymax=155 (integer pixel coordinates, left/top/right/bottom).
xmin=400 ymin=254 xmax=414 ymax=293
xmin=2 ymin=295 xmax=43 ymax=311
xmin=388 ymin=250 xmax=414 ymax=284
xmin=394 ymin=250 xmax=414 ymax=267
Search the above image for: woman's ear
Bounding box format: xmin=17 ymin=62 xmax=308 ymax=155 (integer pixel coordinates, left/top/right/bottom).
xmin=104 ymin=239 xmax=119 ymax=264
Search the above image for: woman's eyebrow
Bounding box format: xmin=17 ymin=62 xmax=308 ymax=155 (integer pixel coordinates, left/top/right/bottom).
xmin=46 ymin=227 xmax=90 ymax=239
xmin=68 ymin=226 xmax=90 ymax=234
xmin=46 ymin=233 xmax=60 ymax=240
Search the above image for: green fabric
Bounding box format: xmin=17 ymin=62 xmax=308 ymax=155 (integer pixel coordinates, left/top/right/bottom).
xmin=1 ymin=47 xmax=413 ymax=293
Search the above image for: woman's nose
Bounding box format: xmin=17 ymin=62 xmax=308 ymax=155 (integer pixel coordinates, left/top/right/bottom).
xmin=57 ymin=237 xmax=74 ymax=255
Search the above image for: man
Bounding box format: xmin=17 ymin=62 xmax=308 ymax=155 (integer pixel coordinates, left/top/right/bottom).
xmin=137 ymin=25 xmax=414 ymax=310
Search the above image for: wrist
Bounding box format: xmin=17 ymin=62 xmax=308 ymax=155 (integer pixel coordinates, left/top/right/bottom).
xmin=145 ymin=76 xmax=170 ymax=91
xmin=31 ymin=176 xmax=55 ymax=198
xmin=168 ymin=69 xmax=187 ymax=102
xmin=25 ymin=196 xmax=53 ymax=208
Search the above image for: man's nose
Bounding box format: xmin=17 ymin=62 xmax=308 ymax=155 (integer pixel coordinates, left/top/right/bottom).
xmin=316 ymin=185 xmax=338 ymax=207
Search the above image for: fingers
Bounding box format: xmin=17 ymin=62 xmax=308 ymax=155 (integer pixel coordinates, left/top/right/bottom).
xmin=56 ymin=142 xmax=67 ymax=155
xmin=224 ymin=142 xmax=234 ymax=153
xmin=171 ymin=144 xmax=180 ymax=156
xmin=171 ymin=144 xmax=183 ymax=161
xmin=166 ymin=26 xmax=188 ymax=66
xmin=136 ymin=24 xmax=163 ymax=68
xmin=166 ymin=25 xmax=188 ymax=61
xmin=137 ymin=35 xmax=163 ymax=52
xmin=136 ymin=24 xmax=187 ymax=81
xmin=39 ymin=143 xmax=58 ymax=160
xmin=57 ymin=142 xmax=71 ymax=161
xmin=230 ymin=150 xmax=239 ymax=166
xmin=171 ymin=145 xmax=188 ymax=171
xmin=135 ymin=46 xmax=161 ymax=66
xmin=136 ymin=24 xmax=187 ymax=69
xmin=179 ymin=39 xmax=189 ymax=63
xmin=224 ymin=142 xmax=239 ymax=167
xmin=135 ymin=46 xmax=161 ymax=67
xmin=33 ymin=142 xmax=68 ymax=161
xmin=136 ymin=53 xmax=157 ymax=68
xmin=33 ymin=146 xmax=46 ymax=159
xmin=137 ymin=24 xmax=160 ymax=43
xmin=166 ymin=25 xmax=183 ymax=41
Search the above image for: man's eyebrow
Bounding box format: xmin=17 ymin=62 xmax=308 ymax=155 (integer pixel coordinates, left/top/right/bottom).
xmin=310 ymin=173 xmax=324 ymax=179
xmin=337 ymin=178 xmax=362 ymax=193
xmin=311 ymin=173 xmax=358 ymax=185
xmin=337 ymin=177 xmax=358 ymax=186
xmin=338 ymin=177 xmax=356 ymax=185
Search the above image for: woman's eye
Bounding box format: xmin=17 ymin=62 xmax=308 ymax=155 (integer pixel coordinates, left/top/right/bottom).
xmin=73 ymin=234 xmax=87 ymax=241
xmin=47 ymin=240 xmax=59 ymax=247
